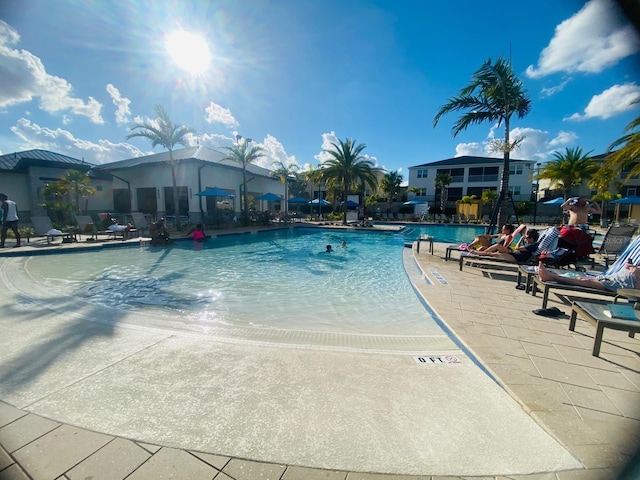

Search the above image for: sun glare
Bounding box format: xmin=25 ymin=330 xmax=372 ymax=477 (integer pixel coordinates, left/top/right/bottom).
xmin=166 ymin=30 xmax=211 ymax=75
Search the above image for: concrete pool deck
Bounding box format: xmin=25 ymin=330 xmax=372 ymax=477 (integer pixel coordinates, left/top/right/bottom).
xmin=0 ymin=226 xmax=638 ymax=479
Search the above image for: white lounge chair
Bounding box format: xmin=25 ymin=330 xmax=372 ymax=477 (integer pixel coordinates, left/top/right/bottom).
xmin=31 ymin=216 xmax=75 ymax=244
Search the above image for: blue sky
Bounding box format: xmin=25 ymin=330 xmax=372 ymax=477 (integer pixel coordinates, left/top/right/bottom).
xmin=1 ymin=0 xmax=639 ymax=182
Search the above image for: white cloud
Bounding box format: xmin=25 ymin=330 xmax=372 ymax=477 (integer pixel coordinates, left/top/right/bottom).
xmin=526 ymin=0 xmax=639 ymax=79
xmin=106 ymin=84 xmax=131 ymax=125
xmin=205 ymin=101 xmax=239 ymax=127
xmin=454 ymin=126 xmax=578 ymax=162
xmin=565 ymin=82 xmax=640 ymax=121
xmin=540 ymin=78 xmax=572 ymax=98
xmin=9 ymin=118 xmax=142 ymax=164
xmin=259 ymin=134 xmax=298 ymax=170
xmin=0 ymin=20 xmax=104 ymax=123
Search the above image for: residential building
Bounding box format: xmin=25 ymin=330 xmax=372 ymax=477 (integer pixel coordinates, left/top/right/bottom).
xmin=408 ymin=156 xmax=537 ymax=207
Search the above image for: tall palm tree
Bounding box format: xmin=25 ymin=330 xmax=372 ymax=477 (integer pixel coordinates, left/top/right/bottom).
xmin=127 ymin=105 xmax=196 ymax=229
xmin=539 ymin=147 xmax=598 ymax=200
xmin=434 ymin=173 xmax=452 ymax=214
xmin=601 ymin=101 xmax=640 ymax=179
xmin=433 ymin=57 xmax=531 ymax=229
xmin=57 ymin=169 xmax=96 ymax=215
xmin=320 ymin=138 xmax=379 ymax=225
xmin=380 ymin=170 xmax=403 ymax=214
xmin=221 ymin=136 xmax=265 ymax=226
xmin=590 ymin=168 xmax=622 ymax=226
xmin=271 ymin=160 xmax=299 ymax=215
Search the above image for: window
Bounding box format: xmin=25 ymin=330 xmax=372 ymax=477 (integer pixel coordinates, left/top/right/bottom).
xmin=466 ymin=186 xmax=495 ymax=197
xmin=627 ymin=186 xmax=637 ymax=196
xmin=414 ymin=188 xmax=426 ymax=196
xmin=417 ymin=169 xmax=428 ymax=179
xmin=468 ymin=166 xmax=499 ymax=182
xmin=436 ymin=168 xmax=464 ymax=182
xmin=447 ymin=187 xmax=463 ymax=201
xmin=509 ymin=165 xmax=523 ymax=175
xmin=508 ymin=186 xmax=521 ymax=196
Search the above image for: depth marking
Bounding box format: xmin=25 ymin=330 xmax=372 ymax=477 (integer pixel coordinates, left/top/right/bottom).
xmin=428 ymin=268 xmax=448 ymax=285
xmin=414 ymin=355 xmax=461 ymax=364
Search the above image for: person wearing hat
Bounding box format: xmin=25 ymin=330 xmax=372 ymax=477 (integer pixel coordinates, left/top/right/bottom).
xmin=0 ymin=193 xmax=21 ymax=248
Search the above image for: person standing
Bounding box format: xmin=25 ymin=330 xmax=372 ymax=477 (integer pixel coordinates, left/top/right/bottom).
xmin=0 ymin=193 xmax=21 ymax=248
xmin=561 ymin=197 xmax=601 ymax=231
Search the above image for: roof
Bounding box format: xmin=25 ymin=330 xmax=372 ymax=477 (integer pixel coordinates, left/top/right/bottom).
xmin=0 ymin=149 xmax=90 ymax=172
xmin=94 ymin=146 xmax=275 ymax=177
xmin=410 ymin=155 xmax=535 ymax=169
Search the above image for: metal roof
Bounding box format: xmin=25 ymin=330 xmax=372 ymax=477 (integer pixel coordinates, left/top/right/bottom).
xmin=410 ymin=155 xmax=536 ymax=168
xmin=0 ymin=149 xmax=90 ymax=171
xmin=94 ymin=146 xmax=274 ymax=177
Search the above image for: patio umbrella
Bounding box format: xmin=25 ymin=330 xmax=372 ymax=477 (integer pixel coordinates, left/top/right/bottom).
xmin=543 ymin=197 xmax=565 ymax=205
xmin=611 ymin=196 xmax=640 ymax=223
xmin=288 ymin=196 xmax=309 ymax=203
xmin=403 ymin=200 xmax=427 ymax=205
xmin=340 ymin=200 xmax=359 ymax=207
xmin=309 ymin=198 xmax=330 ymax=205
xmin=258 ymin=192 xmax=281 ymax=201
xmin=195 ymin=187 xmax=234 ymax=197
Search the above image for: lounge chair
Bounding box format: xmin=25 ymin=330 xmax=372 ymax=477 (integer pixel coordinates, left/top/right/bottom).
xmin=594 ymin=224 xmax=637 ymax=267
xmin=30 ymin=216 xmax=76 ymax=244
xmin=75 ymin=215 xmax=134 ymax=241
xmin=529 ymin=233 xmax=640 ymax=309
xmin=130 ymin=212 xmax=150 ymax=236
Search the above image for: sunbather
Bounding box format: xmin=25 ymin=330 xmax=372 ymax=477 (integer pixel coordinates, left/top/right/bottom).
xmin=107 ymin=218 xmax=133 ymax=232
xmin=537 ymin=260 xmax=640 ymax=291
xmin=468 ymin=224 xmax=515 ymax=251
xmin=472 ymin=229 xmax=540 ymax=263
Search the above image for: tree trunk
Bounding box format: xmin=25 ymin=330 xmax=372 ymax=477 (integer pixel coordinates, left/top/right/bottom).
xmin=497 ymin=121 xmax=511 ymax=228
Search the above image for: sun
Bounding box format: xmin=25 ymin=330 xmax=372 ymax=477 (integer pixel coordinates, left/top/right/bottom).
xmin=166 ymin=30 xmax=211 ymax=75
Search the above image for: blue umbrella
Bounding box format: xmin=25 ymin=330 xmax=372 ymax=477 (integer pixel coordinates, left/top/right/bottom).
xmin=195 ymin=187 xmax=234 ymax=197
xmin=610 ymin=196 xmax=640 ymax=205
xmin=340 ymin=200 xmax=359 ymax=207
xmin=258 ymin=192 xmax=281 ymax=201
xmin=309 ymin=198 xmax=330 ymax=205
xmin=403 ymin=200 xmax=426 ymax=205
xmin=543 ymin=197 xmax=565 ymax=205
xmin=288 ymin=196 xmax=309 ymax=203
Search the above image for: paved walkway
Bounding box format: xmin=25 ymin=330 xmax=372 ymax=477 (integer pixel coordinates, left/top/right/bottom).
xmin=0 ymin=228 xmax=639 ymax=479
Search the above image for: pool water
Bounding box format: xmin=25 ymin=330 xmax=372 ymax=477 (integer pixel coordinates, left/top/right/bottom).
xmin=20 ymin=226 xmax=483 ymax=341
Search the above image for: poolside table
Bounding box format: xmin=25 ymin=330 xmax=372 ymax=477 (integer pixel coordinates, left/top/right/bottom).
xmin=570 ymin=300 xmax=640 ymax=356
xmin=416 ymin=236 xmax=433 ymax=255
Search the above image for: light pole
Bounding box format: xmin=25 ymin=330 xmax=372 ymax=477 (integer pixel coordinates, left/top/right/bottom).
xmin=533 ymin=162 xmax=541 ymax=225
xmin=236 ymin=135 xmax=252 ymax=226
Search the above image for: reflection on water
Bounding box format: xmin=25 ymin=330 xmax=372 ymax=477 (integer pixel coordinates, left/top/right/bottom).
xmin=23 ymin=226 xmax=482 ymax=336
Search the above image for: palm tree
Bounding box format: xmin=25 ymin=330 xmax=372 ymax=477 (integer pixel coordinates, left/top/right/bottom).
xmin=380 ymin=170 xmax=403 ymax=214
xmin=221 ymin=136 xmax=265 ymax=226
xmin=271 ymin=160 xmax=299 ymax=215
xmin=434 ymin=173 xmax=453 ymax=214
xmin=127 ymin=105 xmax=196 ymax=230
xmin=590 ymin=168 xmax=622 ymax=226
xmin=57 ymin=169 xmax=96 ymax=215
xmin=602 ymin=101 xmax=640 ymax=179
xmin=433 ymin=57 xmax=531 ymax=229
xmin=539 ymin=147 xmax=598 ymax=200
xmin=320 ymin=138 xmax=380 ymax=225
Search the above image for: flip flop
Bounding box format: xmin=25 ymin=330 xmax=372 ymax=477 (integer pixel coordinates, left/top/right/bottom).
xmin=533 ymin=307 xmax=563 ymax=317
xmin=515 ymin=284 xmax=526 ymax=290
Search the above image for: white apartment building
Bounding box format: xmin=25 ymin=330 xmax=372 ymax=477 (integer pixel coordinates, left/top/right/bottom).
xmin=408 ymin=156 xmax=537 ymax=207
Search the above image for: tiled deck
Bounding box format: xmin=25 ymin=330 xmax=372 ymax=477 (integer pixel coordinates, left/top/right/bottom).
xmin=0 ymin=228 xmax=638 ymax=479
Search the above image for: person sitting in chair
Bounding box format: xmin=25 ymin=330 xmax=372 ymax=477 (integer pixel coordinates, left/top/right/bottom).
xmin=473 ymin=229 xmax=540 ymax=263
xmin=150 ymin=218 xmax=171 ymax=246
xmin=468 ymin=224 xmax=515 ymax=251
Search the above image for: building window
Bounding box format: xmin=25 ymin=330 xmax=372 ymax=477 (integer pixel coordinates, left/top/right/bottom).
xmin=436 ymin=168 xmax=464 ymax=183
xmin=509 ymin=165 xmax=523 ymax=175
xmin=627 ymin=186 xmax=637 ymax=196
xmin=509 ymin=186 xmax=521 ymax=196
xmin=417 ymin=169 xmax=428 ymax=179
xmin=416 ymin=188 xmax=426 ymax=196
xmin=468 ymin=166 xmax=499 ymax=182
xmin=447 ymin=187 xmax=463 ymax=201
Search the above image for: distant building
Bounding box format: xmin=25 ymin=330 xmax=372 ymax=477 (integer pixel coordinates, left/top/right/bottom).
xmin=407 ymin=156 xmax=537 ymax=208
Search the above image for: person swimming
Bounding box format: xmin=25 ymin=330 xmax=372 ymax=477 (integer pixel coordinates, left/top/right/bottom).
xmin=326 ymin=244 xmax=333 ymax=253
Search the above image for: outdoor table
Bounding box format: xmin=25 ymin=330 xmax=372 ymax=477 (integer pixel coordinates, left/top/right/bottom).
xmin=416 ymin=236 xmax=433 ymax=255
xmin=569 ymin=300 xmax=640 ymax=356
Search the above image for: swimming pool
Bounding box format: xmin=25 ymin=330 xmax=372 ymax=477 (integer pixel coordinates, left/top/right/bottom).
xmin=11 ymin=225 xmax=483 ymax=349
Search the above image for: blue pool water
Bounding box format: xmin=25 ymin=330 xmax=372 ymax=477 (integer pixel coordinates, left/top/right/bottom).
xmin=20 ymin=225 xmax=483 ymax=340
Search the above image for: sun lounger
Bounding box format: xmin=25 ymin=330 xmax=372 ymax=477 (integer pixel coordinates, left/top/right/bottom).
xmin=75 ymin=215 xmax=136 ymax=240
xmin=30 ymin=216 xmax=76 ymax=244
